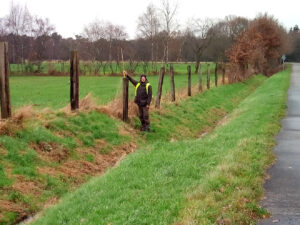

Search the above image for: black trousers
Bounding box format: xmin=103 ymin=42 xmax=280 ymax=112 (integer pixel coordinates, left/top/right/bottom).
xmin=138 ymin=106 xmax=150 ymax=128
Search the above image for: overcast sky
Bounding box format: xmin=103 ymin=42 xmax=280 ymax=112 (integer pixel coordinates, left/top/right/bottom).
xmin=0 ymin=0 xmax=299 ymax=39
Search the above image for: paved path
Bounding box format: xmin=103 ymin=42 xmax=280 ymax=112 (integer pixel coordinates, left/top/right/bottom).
xmin=259 ymin=64 xmax=300 ymax=225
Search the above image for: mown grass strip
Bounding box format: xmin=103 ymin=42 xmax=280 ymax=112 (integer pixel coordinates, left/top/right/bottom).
xmin=177 ymin=68 xmax=290 ymax=224
xmin=30 ymin=69 xmax=290 ymax=225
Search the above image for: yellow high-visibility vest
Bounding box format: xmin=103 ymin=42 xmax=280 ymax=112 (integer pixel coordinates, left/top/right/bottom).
xmin=135 ymin=83 xmax=150 ymax=96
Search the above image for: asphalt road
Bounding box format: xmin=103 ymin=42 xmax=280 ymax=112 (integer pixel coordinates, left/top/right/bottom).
xmin=259 ymin=64 xmax=300 ymax=225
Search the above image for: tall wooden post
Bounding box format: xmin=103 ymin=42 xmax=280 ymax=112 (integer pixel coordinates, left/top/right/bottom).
xmin=206 ymin=63 xmax=210 ymax=90
xmin=199 ymin=63 xmax=203 ymax=92
xmin=170 ymin=65 xmax=175 ymax=102
xmin=0 ymin=42 xmax=11 ymax=119
xmin=70 ymin=50 xmax=79 ymax=111
xmin=187 ymin=65 xmax=191 ymax=96
xmin=215 ymin=62 xmax=218 ymax=87
xmin=155 ymin=67 xmax=165 ymax=108
xmin=122 ymin=77 xmax=129 ymax=122
xmin=222 ymin=63 xmax=226 ymax=85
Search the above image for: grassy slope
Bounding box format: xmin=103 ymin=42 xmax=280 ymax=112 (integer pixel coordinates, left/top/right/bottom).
xmin=29 ymin=69 xmax=290 ymax=225
xmin=0 ymin=112 xmax=130 ymax=225
xmin=142 ymin=76 xmax=264 ymax=142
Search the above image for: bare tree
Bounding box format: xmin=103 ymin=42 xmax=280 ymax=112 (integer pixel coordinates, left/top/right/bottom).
xmin=0 ymin=18 xmax=7 ymax=36
xmin=224 ymin=15 xmax=249 ymax=41
xmin=83 ymin=19 xmax=105 ymax=42
xmin=31 ymin=16 xmax=55 ymax=37
xmin=82 ymin=20 xmax=127 ymax=66
xmin=5 ymin=1 xmax=32 ymax=62
xmin=105 ymin=22 xmax=127 ymax=64
xmin=137 ymin=3 xmax=160 ymax=65
xmin=160 ymin=0 xmax=178 ymax=64
xmin=5 ymin=1 xmax=32 ymax=36
xmin=186 ymin=18 xmax=215 ymax=73
xmin=82 ymin=19 xmax=106 ymax=61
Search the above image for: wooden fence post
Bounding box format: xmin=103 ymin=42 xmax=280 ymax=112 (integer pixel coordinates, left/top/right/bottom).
xmin=155 ymin=67 xmax=165 ymax=108
xmin=170 ymin=65 xmax=175 ymax=102
xmin=222 ymin=63 xmax=226 ymax=85
xmin=206 ymin=63 xmax=210 ymax=90
xmin=70 ymin=50 xmax=79 ymax=111
xmin=215 ymin=63 xmax=218 ymax=87
xmin=0 ymin=42 xmax=11 ymax=119
xmin=199 ymin=63 xmax=203 ymax=92
xmin=187 ymin=65 xmax=191 ymax=96
xmin=122 ymin=77 xmax=129 ymax=122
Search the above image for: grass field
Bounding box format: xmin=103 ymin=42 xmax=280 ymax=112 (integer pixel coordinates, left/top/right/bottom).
xmin=10 ymin=65 xmax=216 ymax=110
xmin=27 ymin=68 xmax=290 ymax=225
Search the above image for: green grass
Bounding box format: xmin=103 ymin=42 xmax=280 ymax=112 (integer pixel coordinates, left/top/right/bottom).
xmin=10 ymin=73 xmax=216 ymax=110
xmin=30 ymin=68 xmax=290 ymax=225
xmin=0 ymin=164 xmax=12 ymax=188
xmin=143 ymin=75 xmax=265 ymax=142
xmin=48 ymin=111 xmax=127 ymax=147
xmin=175 ymin=68 xmax=290 ymax=224
xmin=1 ymin=72 xmax=258 ymax=225
xmin=0 ymin=110 xmax=131 ymax=225
xmin=0 ymin=111 xmax=127 ymax=180
xmin=10 ymin=63 xmax=216 ymax=109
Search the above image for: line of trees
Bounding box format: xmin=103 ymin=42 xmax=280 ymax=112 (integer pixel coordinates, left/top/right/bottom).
xmin=0 ymin=1 xmax=298 ymax=75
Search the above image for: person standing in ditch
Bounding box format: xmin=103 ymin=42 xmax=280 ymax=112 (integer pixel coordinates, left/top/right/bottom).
xmin=125 ymin=72 xmax=152 ymax=132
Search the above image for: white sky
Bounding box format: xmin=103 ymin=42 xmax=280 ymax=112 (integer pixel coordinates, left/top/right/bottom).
xmin=0 ymin=0 xmax=299 ymax=39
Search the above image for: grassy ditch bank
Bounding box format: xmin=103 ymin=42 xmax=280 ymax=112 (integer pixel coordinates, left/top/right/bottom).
xmin=30 ymin=69 xmax=290 ymax=225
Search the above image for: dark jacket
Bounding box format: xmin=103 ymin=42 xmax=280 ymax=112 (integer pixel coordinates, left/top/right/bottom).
xmin=127 ymin=75 xmax=152 ymax=107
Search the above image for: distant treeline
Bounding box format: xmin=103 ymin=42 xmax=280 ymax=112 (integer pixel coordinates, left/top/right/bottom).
xmin=0 ymin=1 xmax=299 ymax=76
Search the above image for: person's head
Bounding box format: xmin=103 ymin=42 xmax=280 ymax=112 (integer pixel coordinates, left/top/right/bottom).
xmin=140 ymin=74 xmax=147 ymax=83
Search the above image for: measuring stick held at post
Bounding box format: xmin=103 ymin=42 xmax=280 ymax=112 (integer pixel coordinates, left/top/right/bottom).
xmin=70 ymin=50 xmax=79 ymax=111
xmin=0 ymin=42 xmax=11 ymax=119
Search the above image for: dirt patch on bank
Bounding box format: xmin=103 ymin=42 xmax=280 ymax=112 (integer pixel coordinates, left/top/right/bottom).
xmin=12 ymin=175 xmax=43 ymax=197
xmin=31 ymin=142 xmax=70 ymax=163
xmin=37 ymin=142 xmax=137 ymax=181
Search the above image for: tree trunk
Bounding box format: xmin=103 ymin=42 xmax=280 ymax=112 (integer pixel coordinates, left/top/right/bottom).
xmin=195 ymin=52 xmax=201 ymax=73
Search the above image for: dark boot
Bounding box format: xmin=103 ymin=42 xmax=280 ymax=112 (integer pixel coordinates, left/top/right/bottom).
xmin=144 ymin=124 xmax=150 ymax=132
